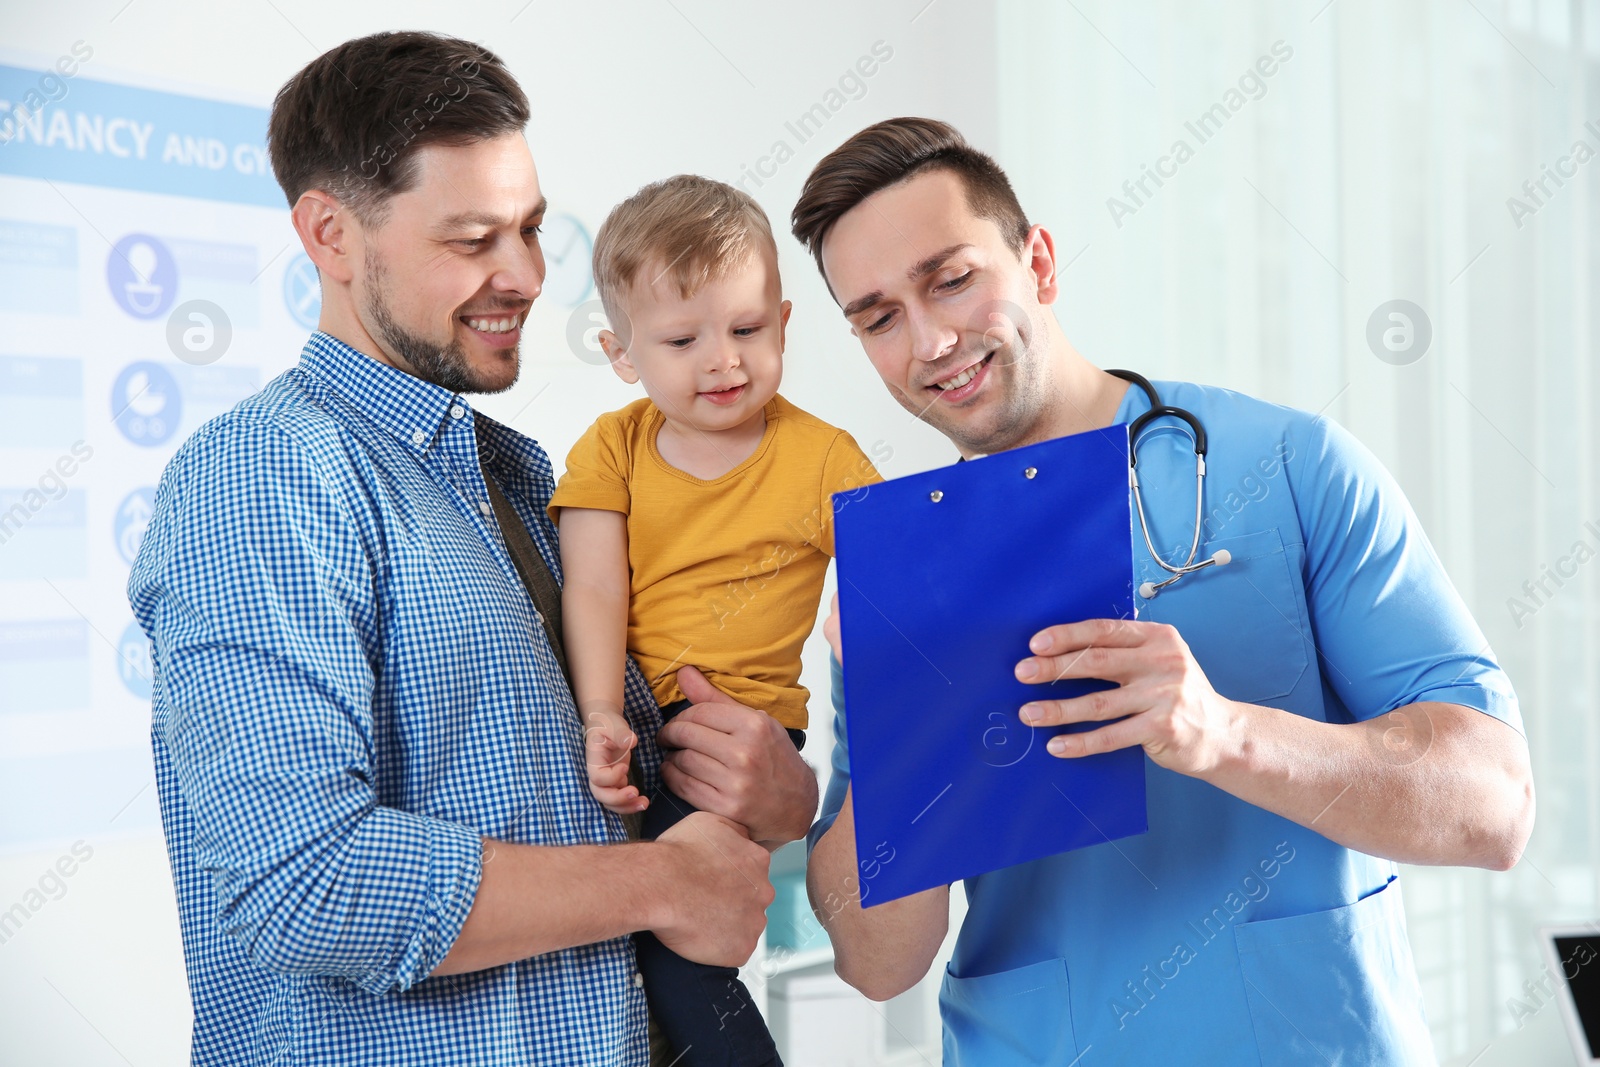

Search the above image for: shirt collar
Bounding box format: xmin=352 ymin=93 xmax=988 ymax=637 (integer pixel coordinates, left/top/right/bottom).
xmin=298 ymin=331 xmax=464 ymax=455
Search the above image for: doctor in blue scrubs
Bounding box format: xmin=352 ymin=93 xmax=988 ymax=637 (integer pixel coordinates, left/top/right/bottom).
xmin=789 ymin=118 xmax=1535 ymax=1065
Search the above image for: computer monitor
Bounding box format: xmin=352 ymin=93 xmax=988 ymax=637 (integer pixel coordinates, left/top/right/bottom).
xmin=1540 ymin=926 xmax=1600 ymax=1065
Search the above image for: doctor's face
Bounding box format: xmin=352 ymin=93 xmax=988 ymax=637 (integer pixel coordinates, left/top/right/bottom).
xmin=820 ymin=168 xmax=1059 ymax=456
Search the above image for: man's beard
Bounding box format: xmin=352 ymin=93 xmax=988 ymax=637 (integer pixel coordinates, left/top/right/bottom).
xmin=364 ymin=252 xmax=520 ymax=395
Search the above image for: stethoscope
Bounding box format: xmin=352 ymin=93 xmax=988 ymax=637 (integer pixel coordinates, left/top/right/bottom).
xmin=1107 ymin=369 xmax=1232 ymax=600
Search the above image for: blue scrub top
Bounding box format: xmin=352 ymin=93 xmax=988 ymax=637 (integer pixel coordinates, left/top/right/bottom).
xmin=809 ymin=380 xmax=1521 ymax=1065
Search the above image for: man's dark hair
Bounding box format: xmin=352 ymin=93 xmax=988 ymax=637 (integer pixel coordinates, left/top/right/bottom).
xmin=790 ymin=117 xmax=1030 ymax=284
xmin=267 ymin=31 xmax=529 ymax=223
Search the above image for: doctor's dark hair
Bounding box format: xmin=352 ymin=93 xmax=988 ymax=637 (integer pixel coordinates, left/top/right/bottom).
xmin=790 ymin=117 xmax=1031 ymax=289
xmin=267 ymin=31 xmax=529 ymax=223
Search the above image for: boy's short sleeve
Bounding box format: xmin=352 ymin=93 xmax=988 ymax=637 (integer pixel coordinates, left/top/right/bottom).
xmin=817 ymin=431 xmax=883 ymax=556
xmin=548 ymin=414 xmax=632 ymax=522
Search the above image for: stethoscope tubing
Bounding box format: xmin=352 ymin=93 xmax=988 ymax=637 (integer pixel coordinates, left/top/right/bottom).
xmin=1106 ymin=369 xmax=1231 ymax=599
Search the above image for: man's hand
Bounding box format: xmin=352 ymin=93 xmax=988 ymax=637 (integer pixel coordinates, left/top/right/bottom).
xmin=656 ymin=666 xmax=819 ymax=848
xmin=1014 ymin=617 xmax=1240 ymax=777
xmin=436 ymin=815 xmax=774 ymax=976
xmin=652 ymin=811 xmax=774 ymax=966
xmin=582 ymin=703 xmax=646 ymax=815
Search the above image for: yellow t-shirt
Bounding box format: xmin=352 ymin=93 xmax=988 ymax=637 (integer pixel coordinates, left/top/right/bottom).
xmin=548 ymin=394 xmax=882 ymax=729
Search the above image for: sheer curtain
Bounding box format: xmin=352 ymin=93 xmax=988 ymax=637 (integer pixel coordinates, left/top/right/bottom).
xmin=997 ymin=0 xmax=1598 ymax=1060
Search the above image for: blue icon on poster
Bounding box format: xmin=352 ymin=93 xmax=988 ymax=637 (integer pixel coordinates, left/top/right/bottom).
xmin=107 ymin=234 xmax=178 ymax=319
xmin=114 ymin=487 xmax=157 ymax=565
xmin=111 ymin=361 xmax=182 ymax=447
xmin=117 ymin=621 xmax=154 ymax=700
xmin=283 ymin=253 xmax=321 ymax=329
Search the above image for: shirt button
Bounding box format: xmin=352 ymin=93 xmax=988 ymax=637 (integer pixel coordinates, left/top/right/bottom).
xmin=633 ymin=972 xmax=644 ymax=988
xmin=479 ymin=500 xmax=493 ymax=517
xmin=450 ymin=404 xmax=466 ymax=420
xmin=411 ymin=429 xmax=427 ymax=447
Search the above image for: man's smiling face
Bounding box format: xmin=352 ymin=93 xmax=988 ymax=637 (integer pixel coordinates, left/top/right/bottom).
xmin=350 ymin=133 xmax=546 ymax=395
xmin=821 ymin=167 xmax=1060 ymax=456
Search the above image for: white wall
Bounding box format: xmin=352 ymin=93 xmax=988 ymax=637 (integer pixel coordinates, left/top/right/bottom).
xmin=0 ymin=2 xmax=995 ymax=1063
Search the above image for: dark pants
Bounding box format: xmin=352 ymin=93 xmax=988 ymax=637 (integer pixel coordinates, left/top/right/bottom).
xmin=635 ymin=700 xmax=804 ymax=1067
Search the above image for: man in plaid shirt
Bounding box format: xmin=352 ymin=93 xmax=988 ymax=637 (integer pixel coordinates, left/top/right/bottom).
xmin=128 ymin=31 xmax=815 ymax=1066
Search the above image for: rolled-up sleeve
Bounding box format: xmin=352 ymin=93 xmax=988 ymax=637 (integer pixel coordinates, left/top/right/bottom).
xmin=129 ymin=417 xmax=482 ymax=993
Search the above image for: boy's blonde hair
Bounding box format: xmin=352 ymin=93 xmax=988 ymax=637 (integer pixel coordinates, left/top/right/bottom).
xmin=592 ymin=174 xmax=780 ymax=333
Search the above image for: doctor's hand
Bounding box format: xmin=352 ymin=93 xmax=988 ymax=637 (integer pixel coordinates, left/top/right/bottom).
xmin=1014 ymin=618 xmax=1241 ymax=778
xmin=656 ymin=665 xmax=818 ymax=849
xmin=823 ymin=592 xmax=842 ymax=663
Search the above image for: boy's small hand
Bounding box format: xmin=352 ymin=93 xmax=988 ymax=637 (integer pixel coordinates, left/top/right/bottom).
xmin=583 ymin=705 xmax=648 ymax=814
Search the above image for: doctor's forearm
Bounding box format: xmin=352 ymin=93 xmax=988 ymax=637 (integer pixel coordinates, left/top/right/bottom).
xmin=808 ymin=788 xmax=949 ymax=1001
xmin=1203 ymin=700 xmax=1535 ymax=870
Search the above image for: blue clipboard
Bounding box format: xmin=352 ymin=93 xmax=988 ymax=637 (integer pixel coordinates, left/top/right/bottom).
xmin=834 ymin=424 xmax=1148 ymax=906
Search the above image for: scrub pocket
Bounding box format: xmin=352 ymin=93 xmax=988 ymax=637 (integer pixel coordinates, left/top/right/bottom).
xmin=941 ymin=956 xmax=1078 ymax=1066
xmin=1233 ymin=877 xmax=1437 ymax=1065
xmin=1140 ymin=526 xmax=1311 ymax=706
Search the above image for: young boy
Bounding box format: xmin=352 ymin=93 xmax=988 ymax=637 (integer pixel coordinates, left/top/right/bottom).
xmin=549 ymin=175 xmax=881 ymax=1066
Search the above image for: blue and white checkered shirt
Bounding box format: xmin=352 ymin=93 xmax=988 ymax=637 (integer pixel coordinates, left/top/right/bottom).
xmin=129 ymin=332 xmax=663 ymax=1066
